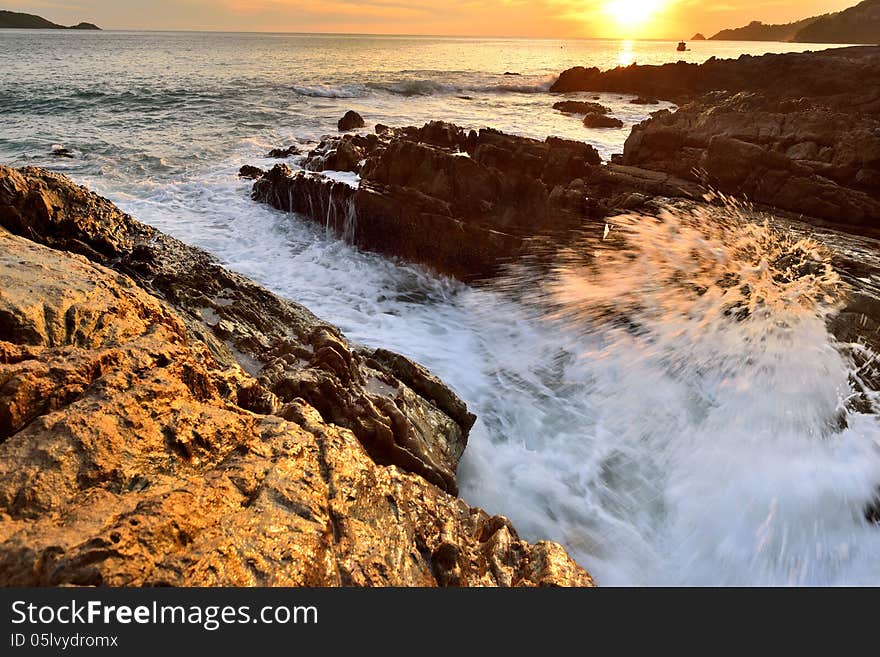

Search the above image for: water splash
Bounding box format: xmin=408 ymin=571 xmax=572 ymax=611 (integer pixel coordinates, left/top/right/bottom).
xmin=494 ymin=199 xmax=880 ymax=584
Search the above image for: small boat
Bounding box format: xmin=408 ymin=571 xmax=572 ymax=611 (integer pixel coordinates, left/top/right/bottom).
xmin=677 ymin=41 xmax=687 ymax=51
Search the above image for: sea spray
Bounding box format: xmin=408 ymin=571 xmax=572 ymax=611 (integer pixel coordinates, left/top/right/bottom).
xmin=487 ymin=199 xmax=880 ymax=584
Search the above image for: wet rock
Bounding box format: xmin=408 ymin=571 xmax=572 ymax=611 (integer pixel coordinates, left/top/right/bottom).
xmin=50 ymin=146 xmax=74 ymax=158
xmin=266 ymin=145 xmax=300 ymax=158
xmin=630 ymin=96 xmax=659 ymax=105
xmin=238 ymin=165 xmax=265 ymax=179
xmin=0 ymin=222 xmax=593 ymax=587
xmin=0 ymin=165 xmax=469 ymax=496
xmin=622 ymin=90 xmax=880 ymax=228
xmin=338 ymin=110 xmax=365 ymax=132
xmin=553 ymin=100 xmax=610 ymax=115
xmin=583 ymin=113 xmax=624 ymax=128
xmin=303 ymin=136 xmax=366 ymax=173
xmin=249 ymin=122 xmax=658 ymax=281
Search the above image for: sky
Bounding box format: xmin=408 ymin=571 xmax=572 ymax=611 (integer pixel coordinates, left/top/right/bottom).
xmin=3 ymin=0 xmax=860 ymax=38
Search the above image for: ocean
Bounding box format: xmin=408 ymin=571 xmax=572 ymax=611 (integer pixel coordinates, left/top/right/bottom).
xmin=3 ymin=29 xmax=879 ymax=585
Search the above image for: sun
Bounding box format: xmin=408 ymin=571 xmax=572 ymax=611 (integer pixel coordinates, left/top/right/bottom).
xmin=603 ymin=0 xmax=667 ymax=31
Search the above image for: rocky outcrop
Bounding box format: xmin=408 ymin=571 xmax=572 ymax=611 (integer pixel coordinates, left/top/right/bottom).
xmin=550 ymin=47 xmax=880 ymax=231
xmin=583 ymin=114 xmax=623 ymax=128
xmin=623 ymin=91 xmax=880 ymax=228
xmin=0 ymin=165 xmax=593 ymax=587
xmin=266 ymin=145 xmax=299 ymax=158
xmin=0 ymin=165 xmax=474 ymax=496
xmin=338 ymin=110 xmax=365 ymax=132
xmin=553 ymin=100 xmax=610 ymax=115
xmin=238 ymin=165 xmax=264 ymax=179
xmin=691 ymin=33 xmax=706 ymax=40
xmin=550 ymin=45 xmax=880 ymax=104
xmin=251 ymin=122 xmax=701 ymax=281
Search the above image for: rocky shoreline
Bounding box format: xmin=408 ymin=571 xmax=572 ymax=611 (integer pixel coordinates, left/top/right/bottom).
xmin=3 ymin=44 xmax=880 ymax=588
xmin=0 ymin=166 xmax=592 ymax=586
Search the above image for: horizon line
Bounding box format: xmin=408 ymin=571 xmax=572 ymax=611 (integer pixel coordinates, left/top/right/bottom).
xmin=3 ymin=27 xmax=706 ymax=41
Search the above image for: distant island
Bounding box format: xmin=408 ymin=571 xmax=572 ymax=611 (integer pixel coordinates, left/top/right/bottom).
xmin=707 ymin=0 xmax=879 ymax=43
xmin=0 ymin=9 xmax=100 ymax=29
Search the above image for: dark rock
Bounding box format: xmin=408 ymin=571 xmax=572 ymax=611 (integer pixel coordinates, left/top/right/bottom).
xmin=550 ymin=45 xmax=880 ymax=105
xmin=250 ymin=122 xmax=700 ymax=282
xmin=503 ymin=72 xmax=521 ymax=76
xmin=238 ymin=165 xmax=265 ymax=179
xmin=622 ymin=90 xmax=880 ymax=228
xmin=630 ymin=97 xmax=659 ymax=105
xmin=553 ymin=100 xmax=611 ymax=115
xmin=338 ymin=110 xmax=365 ymax=132
xmin=302 ymin=134 xmax=373 ymax=173
xmin=266 ymin=145 xmax=299 ymax=158
xmin=51 ymin=147 xmax=74 ymax=159
xmin=583 ymin=113 xmax=624 ymax=128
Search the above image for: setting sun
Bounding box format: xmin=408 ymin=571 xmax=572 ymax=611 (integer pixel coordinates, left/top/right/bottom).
xmin=603 ymin=0 xmax=668 ymax=31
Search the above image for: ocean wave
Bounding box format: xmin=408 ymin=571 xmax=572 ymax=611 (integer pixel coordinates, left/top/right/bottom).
xmin=292 ymin=76 xmax=554 ymax=99
xmin=292 ymin=83 xmax=368 ymax=98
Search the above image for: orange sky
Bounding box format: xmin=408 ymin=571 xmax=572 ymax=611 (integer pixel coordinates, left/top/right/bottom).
xmin=5 ymin=0 xmax=860 ymax=38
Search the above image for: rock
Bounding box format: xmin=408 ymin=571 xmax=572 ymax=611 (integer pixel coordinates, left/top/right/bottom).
xmin=550 ymin=45 xmax=880 ymax=105
xmin=630 ymin=97 xmax=659 ymax=105
xmin=238 ymin=165 xmax=265 ymax=179
xmin=0 ymin=165 xmax=593 ymax=587
xmin=303 ymin=136 xmax=366 ymax=173
xmin=0 ymin=165 xmax=472 ymax=495
xmin=249 ymin=122 xmax=664 ymax=281
xmin=553 ymin=100 xmax=610 ymax=115
xmin=503 ymin=72 xmax=521 ymax=76
xmin=691 ymin=33 xmax=706 ymax=40
xmin=583 ymin=113 xmax=624 ymax=128
xmin=51 ymin=146 xmax=74 ymax=158
xmin=338 ymin=110 xmax=365 ymax=132
xmin=622 ymin=90 xmax=880 ymax=227
xmin=266 ymin=145 xmax=299 ymax=158
xmin=0 ymin=233 xmax=591 ymax=587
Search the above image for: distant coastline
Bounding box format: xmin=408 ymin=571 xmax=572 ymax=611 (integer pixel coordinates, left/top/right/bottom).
xmin=706 ymin=0 xmax=879 ymax=43
xmin=0 ymin=9 xmax=99 ymax=30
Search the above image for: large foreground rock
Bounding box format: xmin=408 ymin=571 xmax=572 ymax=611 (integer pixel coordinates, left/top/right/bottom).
xmin=0 ymin=166 xmax=593 ymax=586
